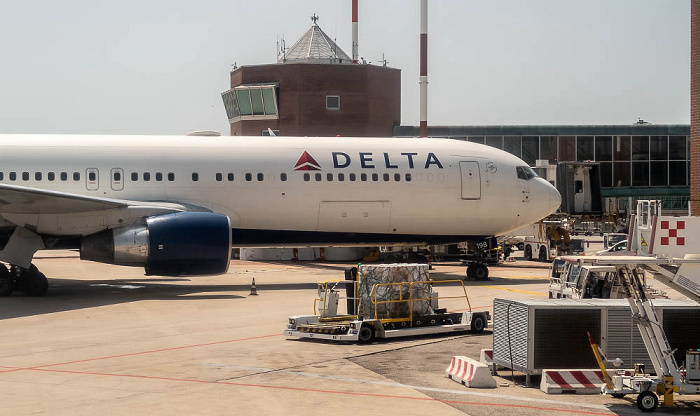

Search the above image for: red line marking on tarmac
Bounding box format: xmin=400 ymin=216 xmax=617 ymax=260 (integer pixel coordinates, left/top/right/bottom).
xmin=22 ymin=367 xmax=611 ymax=415
xmin=0 ymin=333 xmax=281 ymax=374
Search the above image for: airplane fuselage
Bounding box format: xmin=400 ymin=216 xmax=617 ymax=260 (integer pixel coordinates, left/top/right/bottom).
xmin=0 ymin=135 xmax=560 ymax=247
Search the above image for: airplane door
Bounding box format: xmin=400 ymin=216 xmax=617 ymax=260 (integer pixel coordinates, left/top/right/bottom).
xmin=86 ymin=168 xmax=99 ymax=191
xmin=111 ymin=168 xmax=124 ymax=191
xmin=459 ymin=161 xmax=481 ymax=199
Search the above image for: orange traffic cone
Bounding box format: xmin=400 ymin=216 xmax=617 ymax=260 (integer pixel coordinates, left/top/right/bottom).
xmin=249 ymin=278 xmax=258 ymax=296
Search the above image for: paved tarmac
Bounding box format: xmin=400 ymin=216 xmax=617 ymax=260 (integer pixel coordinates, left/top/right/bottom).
xmin=1 ymin=242 xmax=699 ymax=416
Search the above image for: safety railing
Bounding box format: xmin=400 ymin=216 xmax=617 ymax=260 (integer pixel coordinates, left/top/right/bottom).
xmin=370 ymin=280 xmax=472 ymax=326
xmin=313 ymin=280 xmax=359 ymax=320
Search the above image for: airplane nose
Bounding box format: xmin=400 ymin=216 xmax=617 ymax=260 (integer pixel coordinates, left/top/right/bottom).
xmin=549 ymin=186 xmax=562 ymax=213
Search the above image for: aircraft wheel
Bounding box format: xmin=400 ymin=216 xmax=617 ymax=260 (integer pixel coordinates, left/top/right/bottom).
xmin=636 ymin=391 xmax=658 ymax=412
xmin=21 ymin=264 xmax=48 ymax=297
xmin=357 ymin=324 xmax=375 ymax=344
xmin=538 ymin=246 xmax=548 ymax=261
xmin=470 ymin=263 xmax=489 ymax=280
xmin=0 ymin=264 xmax=13 ymax=296
xmin=524 ymin=246 xmax=533 ymax=261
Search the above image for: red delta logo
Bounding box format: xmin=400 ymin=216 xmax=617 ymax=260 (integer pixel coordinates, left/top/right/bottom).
xmin=660 ymin=220 xmax=685 ymax=246
xmin=294 ymin=151 xmax=321 ymax=171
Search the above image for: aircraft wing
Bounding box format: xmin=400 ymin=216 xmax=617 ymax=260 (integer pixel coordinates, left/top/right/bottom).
xmin=0 ymin=183 xmax=188 ymax=215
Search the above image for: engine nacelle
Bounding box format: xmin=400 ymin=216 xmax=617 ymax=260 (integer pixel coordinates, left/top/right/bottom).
xmin=81 ymin=212 xmax=232 ymax=276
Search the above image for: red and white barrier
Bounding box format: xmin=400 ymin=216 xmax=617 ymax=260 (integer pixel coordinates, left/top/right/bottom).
xmin=445 ymin=356 xmax=496 ymax=388
xmin=540 ymin=369 xmax=631 ymax=394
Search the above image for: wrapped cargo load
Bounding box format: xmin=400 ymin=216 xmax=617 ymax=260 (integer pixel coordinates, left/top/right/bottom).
xmin=358 ymin=264 xmax=432 ymax=319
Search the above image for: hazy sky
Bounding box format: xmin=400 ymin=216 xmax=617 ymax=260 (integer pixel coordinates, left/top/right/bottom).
xmin=0 ymin=0 xmax=690 ymax=135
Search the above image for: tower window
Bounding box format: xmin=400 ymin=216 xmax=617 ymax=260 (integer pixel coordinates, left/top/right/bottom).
xmin=326 ymin=95 xmax=340 ymax=110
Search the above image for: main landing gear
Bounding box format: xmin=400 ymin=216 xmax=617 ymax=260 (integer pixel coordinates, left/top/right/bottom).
xmin=0 ymin=263 xmax=49 ymax=297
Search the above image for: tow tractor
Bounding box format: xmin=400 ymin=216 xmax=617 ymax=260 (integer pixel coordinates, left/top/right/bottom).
xmin=556 ymin=200 xmax=700 ymax=411
xmin=285 ymin=264 xmax=490 ymax=343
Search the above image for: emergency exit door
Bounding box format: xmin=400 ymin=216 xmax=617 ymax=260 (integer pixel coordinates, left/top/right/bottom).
xmin=459 ymin=161 xmax=481 ymax=199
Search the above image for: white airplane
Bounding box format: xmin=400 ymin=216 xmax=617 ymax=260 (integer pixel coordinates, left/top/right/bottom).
xmin=0 ymin=135 xmax=560 ymax=296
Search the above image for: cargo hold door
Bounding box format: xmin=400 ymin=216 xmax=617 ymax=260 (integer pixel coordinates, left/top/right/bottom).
xmin=459 ymin=161 xmax=481 ymax=199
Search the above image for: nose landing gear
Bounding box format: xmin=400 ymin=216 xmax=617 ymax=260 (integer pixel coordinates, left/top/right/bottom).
xmin=0 ymin=263 xmax=49 ymax=296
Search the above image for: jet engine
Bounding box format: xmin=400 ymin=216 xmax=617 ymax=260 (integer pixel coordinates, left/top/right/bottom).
xmin=81 ymin=212 xmax=232 ymax=276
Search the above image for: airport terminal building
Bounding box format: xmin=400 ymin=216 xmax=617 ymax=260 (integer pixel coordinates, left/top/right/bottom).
xmin=394 ymin=124 xmax=691 ymax=214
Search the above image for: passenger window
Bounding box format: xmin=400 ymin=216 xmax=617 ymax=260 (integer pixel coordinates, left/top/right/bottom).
xmin=35 ymin=172 xmax=42 ymax=181
xmin=228 ymin=173 xmax=234 ymax=181
xmin=88 ymin=172 xmax=96 ymax=181
xmin=394 ymin=173 xmax=401 ymax=182
xmin=280 ymin=173 xmax=287 ymax=182
xmin=22 ymin=172 xmax=29 ymax=181
xmin=113 ymin=172 xmax=121 ymax=181
xmin=372 ymin=173 xmax=379 ymax=182
xmin=73 ymin=172 xmax=80 ymax=181
xmin=245 ymin=173 xmax=252 ymax=182
xmin=192 ymin=173 xmax=199 ymax=182
xmin=349 ymin=173 xmax=356 ymax=181
xmin=304 ymin=173 xmax=310 ymax=182
xmin=327 ymin=173 xmax=333 ymax=181
xmin=0 ymin=172 xmax=4 ymax=180
xmin=383 ymin=173 xmax=390 ymax=182
xmin=168 ymin=173 xmax=175 ymax=181
xmin=257 ymin=173 xmax=264 ymax=181
xmin=405 ymin=173 xmax=412 ymax=182
xmin=216 ymin=173 xmax=223 ymax=182
xmin=9 ymin=172 xmax=16 ymax=181
xmin=156 ymin=172 xmax=163 ymax=181
xmin=60 ymin=172 xmax=67 ymax=181
xmin=315 ymin=173 xmax=322 ymax=181
xmin=338 ymin=173 xmax=345 ymax=181
xmin=361 ymin=173 xmax=367 ymax=182
xmin=143 ymin=172 xmax=151 ymax=181
xmin=131 ymin=172 xmax=138 ymax=181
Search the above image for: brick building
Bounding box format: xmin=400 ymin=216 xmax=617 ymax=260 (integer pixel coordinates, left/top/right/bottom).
xmin=692 ymin=0 xmax=700 ymax=214
xmin=222 ymin=21 xmax=400 ymax=137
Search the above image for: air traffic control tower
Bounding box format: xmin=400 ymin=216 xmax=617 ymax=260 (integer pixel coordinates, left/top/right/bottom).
xmin=222 ymin=17 xmax=401 ymax=137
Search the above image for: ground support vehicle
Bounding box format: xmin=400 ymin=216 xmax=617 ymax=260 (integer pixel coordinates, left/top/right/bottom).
xmin=560 ymin=255 xmax=700 ymax=412
xmin=524 ymin=236 xmax=585 ymax=262
xmin=285 ymin=265 xmax=490 ymax=343
xmin=603 ymin=233 xmax=627 ymax=249
xmin=548 ymin=259 xmax=666 ymax=300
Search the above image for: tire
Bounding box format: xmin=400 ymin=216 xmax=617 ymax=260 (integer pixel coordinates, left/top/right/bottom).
xmin=466 ymin=265 xmax=474 ymax=279
xmin=470 ymin=314 xmax=486 ymax=333
xmin=23 ymin=269 xmax=48 ymax=297
xmin=357 ymin=324 xmax=374 ymax=344
xmin=517 ymin=242 xmax=524 ymax=251
xmin=524 ymin=246 xmax=533 ymax=261
xmin=0 ymin=265 xmax=13 ymax=297
xmin=636 ymin=391 xmax=658 ymax=412
xmin=472 ymin=263 xmax=489 ymax=280
xmin=538 ymin=246 xmax=548 ymax=261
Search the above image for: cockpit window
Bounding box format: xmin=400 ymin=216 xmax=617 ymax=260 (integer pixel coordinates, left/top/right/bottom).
xmin=516 ymin=166 xmax=538 ymax=180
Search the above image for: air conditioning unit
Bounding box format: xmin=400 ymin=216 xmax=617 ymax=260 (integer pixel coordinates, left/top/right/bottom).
xmin=492 ymin=298 xmax=700 ymax=375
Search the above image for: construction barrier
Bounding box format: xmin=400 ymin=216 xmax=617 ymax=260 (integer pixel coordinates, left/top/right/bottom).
xmin=540 ymin=369 xmax=631 ymax=394
xmin=445 ymin=356 xmax=496 ymax=388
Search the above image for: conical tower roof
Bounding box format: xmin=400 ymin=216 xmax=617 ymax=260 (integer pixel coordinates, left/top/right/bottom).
xmin=279 ymin=18 xmax=351 ymax=64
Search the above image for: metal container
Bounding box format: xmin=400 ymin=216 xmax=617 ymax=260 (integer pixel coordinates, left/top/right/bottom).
xmin=492 ymin=298 xmax=700 ymax=375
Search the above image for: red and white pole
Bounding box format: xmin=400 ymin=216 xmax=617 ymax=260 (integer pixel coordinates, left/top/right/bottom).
xmin=419 ymin=0 xmax=428 ymax=137
xmin=352 ymin=0 xmax=359 ymax=63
